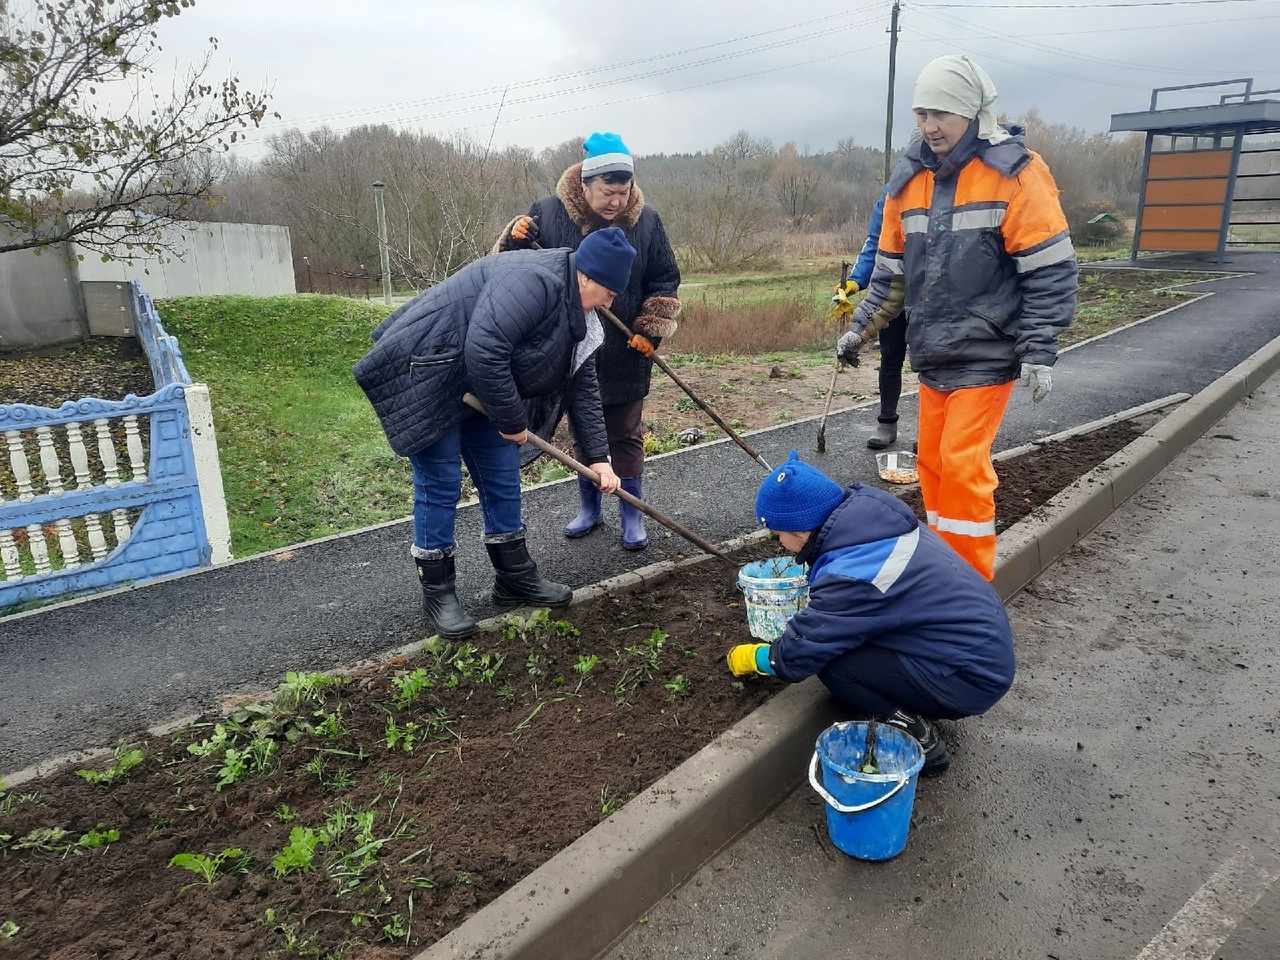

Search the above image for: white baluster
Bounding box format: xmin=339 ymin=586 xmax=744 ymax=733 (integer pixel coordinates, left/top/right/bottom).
xmin=25 ymin=523 xmax=51 ymax=574
xmin=36 ymin=425 xmax=81 ymax=569
xmin=67 ymin=422 xmax=109 ymax=560
xmin=95 ymin=418 xmax=131 ymax=543
xmin=124 ymin=415 xmax=147 ymax=483
xmin=5 ymin=430 xmax=34 ymax=501
xmin=0 ymin=526 xmax=21 ymax=580
xmin=0 ymin=482 xmax=22 ymax=580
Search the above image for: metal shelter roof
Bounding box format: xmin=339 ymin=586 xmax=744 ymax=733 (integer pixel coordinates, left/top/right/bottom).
xmin=1110 ymin=79 xmax=1280 ymax=137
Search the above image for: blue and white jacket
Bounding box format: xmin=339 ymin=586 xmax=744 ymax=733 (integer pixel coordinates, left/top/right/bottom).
xmin=770 ymin=484 xmax=1015 ymax=715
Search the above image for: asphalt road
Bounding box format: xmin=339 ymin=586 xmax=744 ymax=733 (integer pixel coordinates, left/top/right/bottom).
xmin=3 ymin=250 xmax=1279 ymax=781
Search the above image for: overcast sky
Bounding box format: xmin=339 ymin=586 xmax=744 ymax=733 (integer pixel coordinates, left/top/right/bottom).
xmin=151 ymin=0 xmax=1280 ymax=160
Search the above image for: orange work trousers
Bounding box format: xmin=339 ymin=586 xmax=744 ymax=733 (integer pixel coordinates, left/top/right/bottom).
xmin=916 ymin=381 xmax=1014 ymax=580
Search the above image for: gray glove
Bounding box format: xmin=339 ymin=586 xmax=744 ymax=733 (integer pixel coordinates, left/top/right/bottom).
xmin=1020 ymin=362 xmax=1053 ymax=403
xmin=836 ymin=329 xmax=863 ymax=367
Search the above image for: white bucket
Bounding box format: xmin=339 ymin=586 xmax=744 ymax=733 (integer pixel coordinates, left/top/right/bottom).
xmin=738 ymin=557 xmax=809 ymax=641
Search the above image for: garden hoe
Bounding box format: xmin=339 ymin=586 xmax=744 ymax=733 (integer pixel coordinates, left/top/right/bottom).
xmin=461 ymin=393 xmax=731 ymax=563
xmin=526 ymin=240 xmax=770 ymax=472
xmin=816 ymin=260 xmax=852 ymax=454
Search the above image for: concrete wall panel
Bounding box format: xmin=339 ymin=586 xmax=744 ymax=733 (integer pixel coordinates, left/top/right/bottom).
xmin=0 ymin=243 xmax=84 ymax=350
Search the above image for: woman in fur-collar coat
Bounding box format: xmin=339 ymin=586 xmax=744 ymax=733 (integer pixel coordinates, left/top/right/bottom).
xmin=494 ymin=132 xmax=681 ymax=551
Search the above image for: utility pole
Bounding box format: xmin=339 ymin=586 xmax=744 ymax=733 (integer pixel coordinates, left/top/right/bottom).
xmin=372 ymin=181 xmax=393 ymax=305
xmin=883 ymin=0 xmax=901 ymax=184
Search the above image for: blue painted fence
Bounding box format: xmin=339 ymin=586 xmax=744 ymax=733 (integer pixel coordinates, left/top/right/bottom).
xmin=0 ymin=283 xmax=231 ymax=614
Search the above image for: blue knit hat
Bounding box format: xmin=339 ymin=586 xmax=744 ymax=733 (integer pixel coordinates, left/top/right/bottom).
xmin=575 ymin=226 xmax=636 ymax=294
xmin=755 ymin=450 xmax=846 ymax=532
xmin=581 ymin=132 xmax=633 ymax=179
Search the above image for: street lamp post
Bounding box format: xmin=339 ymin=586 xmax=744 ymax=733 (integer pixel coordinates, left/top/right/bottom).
xmin=373 ymin=181 xmax=393 ymax=305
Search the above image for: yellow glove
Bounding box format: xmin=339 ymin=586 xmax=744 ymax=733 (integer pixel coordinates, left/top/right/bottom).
xmin=832 ymin=279 xmax=860 ymax=301
xmin=726 ymin=643 xmax=775 ymax=677
xmin=828 ymin=280 xmax=858 ymax=321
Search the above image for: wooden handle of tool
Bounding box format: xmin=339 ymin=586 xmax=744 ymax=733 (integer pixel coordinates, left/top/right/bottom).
xmin=460 ymin=394 xmax=730 ymax=562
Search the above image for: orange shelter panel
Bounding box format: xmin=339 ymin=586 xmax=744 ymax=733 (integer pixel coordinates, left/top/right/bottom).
xmin=1140 ymin=205 xmax=1224 ymax=230
xmin=1137 ymin=230 xmax=1219 ymax=252
xmin=1143 ymin=178 xmax=1229 ymax=205
xmin=1147 ymin=150 xmax=1233 ymax=179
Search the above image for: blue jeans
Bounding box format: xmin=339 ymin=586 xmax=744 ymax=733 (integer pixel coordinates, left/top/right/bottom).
xmin=409 ymin=412 xmax=523 ymax=551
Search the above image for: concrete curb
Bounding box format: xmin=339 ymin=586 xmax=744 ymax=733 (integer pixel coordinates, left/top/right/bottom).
xmin=412 ymin=339 xmax=1280 ymax=960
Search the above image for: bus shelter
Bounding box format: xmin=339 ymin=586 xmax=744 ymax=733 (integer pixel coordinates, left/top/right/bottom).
xmin=1110 ymin=79 xmax=1280 ymax=261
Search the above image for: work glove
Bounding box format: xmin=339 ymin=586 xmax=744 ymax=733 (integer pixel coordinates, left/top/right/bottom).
xmin=828 ymin=280 xmax=858 ymax=322
xmin=628 ymin=333 xmax=655 ymax=357
xmin=836 ymin=328 xmax=863 ymax=367
xmin=726 ymin=643 xmax=775 ymax=678
xmin=830 ymin=279 xmax=860 ymax=305
xmin=502 ymin=215 xmax=540 ymax=250
xmin=1020 ymin=362 xmax=1053 ymax=403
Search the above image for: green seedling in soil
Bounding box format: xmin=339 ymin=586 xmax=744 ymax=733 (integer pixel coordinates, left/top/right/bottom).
xmin=392 ymin=667 xmax=434 ymax=707
xmin=186 ymin=723 xmax=232 ymax=758
xmin=216 ymin=736 xmax=278 ymax=790
xmin=496 ymin=681 xmax=516 ymax=702
xmin=385 ymin=717 xmax=421 ymax=753
xmin=313 ymin=709 xmax=346 ymax=739
xmin=75 ymin=744 xmax=145 ymax=786
xmin=78 ymin=825 xmax=120 ymax=848
xmin=275 ymin=670 xmax=341 ymax=713
xmin=665 ymin=675 xmax=692 ymax=698
xmin=302 ymin=752 xmax=358 ymax=792
xmin=272 ymin=825 xmax=325 ymax=876
xmin=625 ymin=628 xmax=669 ymax=675
xmin=525 ymin=652 xmax=548 ymax=678
xmin=0 ymin=787 xmax=40 ymax=816
xmin=169 ymin=847 xmax=252 ymax=888
xmin=0 ymin=920 xmax=17 ymax=939
xmin=599 ymin=785 xmax=619 ymax=816
xmin=275 ymin=804 xmax=299 ymax=822
xmin=327 ymin=807 xmax=416 ymax=895
xmin=450 ymin=643 xmax=504 ymax=684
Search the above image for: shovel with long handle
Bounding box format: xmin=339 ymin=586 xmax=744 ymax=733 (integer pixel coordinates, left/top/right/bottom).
xmin=461 ymin=393 xmax=731 ymax=563
xmin=525 ymin=239 xmax=771 ymax=471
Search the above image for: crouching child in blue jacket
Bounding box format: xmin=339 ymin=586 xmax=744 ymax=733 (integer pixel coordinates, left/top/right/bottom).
xmin=727 ymin=450 xmax=1015 ymax=776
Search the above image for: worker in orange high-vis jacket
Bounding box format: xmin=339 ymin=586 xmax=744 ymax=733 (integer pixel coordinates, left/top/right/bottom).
xmin=838 ymin=54 xmax=1077 ymax=580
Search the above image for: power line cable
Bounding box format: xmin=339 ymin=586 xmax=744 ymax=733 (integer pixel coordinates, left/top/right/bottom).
xmin=263 ymin=1 xmax=884 ymax=130
xmin=908 ymin=3 xmax=1279 ymax=76
xmin=918 ymin=0 xmax=1270 ymax=8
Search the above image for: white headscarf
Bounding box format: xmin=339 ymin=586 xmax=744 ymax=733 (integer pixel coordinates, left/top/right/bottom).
xmin=911 ymin=54 xmax=1009 ymax=145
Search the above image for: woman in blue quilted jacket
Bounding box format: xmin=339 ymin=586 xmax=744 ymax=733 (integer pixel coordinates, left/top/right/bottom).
xmin=354 ymin=229 xmax=633 ymax=640
xmin=726 ymin=451 xmax=1016 ymax=777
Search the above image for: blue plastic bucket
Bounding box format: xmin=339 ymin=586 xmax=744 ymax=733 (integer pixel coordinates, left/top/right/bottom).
xmin=808 ymin=720 xmax=925 ymax=861
xmin=737 ymin=557 xmax=808 ymax=641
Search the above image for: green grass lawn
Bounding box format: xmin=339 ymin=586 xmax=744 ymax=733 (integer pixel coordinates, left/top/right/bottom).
xmin=157 ymin=295 xmax=406 ymax=557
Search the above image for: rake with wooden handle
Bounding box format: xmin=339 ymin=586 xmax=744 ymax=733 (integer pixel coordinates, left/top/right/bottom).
xmin=461 ymin=393 xmax=731 ymax=563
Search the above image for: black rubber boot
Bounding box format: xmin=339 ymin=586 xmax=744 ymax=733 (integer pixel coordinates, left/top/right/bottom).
xmin=484 ymin=534 xmax=573 ymax=608
xmin=883 ymin=709 xmax=951 ymax=777
xmin=618 ymin=476 xmax=648 ymax=551
xmin=564 ymin=475 xmax=603 ymax=538
xmin=414 ymin=552 xmax=477 ymax=639
xmin=866 ymin=415 xmax=899 ymax=450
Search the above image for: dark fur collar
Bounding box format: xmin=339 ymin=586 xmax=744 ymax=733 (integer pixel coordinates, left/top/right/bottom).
xmin=555 ymin=162 xmax=646 ymax=235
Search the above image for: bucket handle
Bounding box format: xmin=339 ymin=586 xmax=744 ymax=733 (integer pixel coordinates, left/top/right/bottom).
xmin=808 ymin=750 xmax=910 ymax=814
